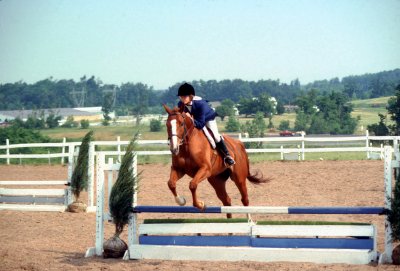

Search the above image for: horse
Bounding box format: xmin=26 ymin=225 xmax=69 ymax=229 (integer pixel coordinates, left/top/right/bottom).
xmin=163 ymin=104 xmax=269 ymax=218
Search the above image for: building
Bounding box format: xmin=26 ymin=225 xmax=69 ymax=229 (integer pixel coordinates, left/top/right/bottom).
xmin=0 ymin=107 xmax=113 ymax=125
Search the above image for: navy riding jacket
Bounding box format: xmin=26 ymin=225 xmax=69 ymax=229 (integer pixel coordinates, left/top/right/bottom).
xmin=177 ymin=98 xmax=217 ymax=129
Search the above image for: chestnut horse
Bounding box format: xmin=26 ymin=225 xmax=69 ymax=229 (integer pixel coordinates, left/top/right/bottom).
xmin=163 ymin=104 xmax=269 ymax=217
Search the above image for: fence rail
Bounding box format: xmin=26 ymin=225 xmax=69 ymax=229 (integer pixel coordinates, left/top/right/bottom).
xmin=1 ymin=131 xmax=399 ymax=164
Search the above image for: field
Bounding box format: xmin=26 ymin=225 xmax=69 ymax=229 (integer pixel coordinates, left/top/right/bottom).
xmin=39 ymin=96 xmax=394 ymax=142
xmin=1 ymin=160 xmax=399 ymax=270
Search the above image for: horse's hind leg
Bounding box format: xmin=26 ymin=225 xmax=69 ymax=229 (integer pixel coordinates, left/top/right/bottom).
xmin=230 ymin=169 xmax=250 ymax=206
xmin=208 ymin=170 xmax=232 ymax=218
xmin=168 ymin=167 xmax=186 ymax=205
xmin=230 ymin=169 xmax=253 ymax=221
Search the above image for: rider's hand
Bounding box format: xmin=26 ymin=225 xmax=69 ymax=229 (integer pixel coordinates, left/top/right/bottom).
xmin=185 ymin=112 xmax=194 ymax=121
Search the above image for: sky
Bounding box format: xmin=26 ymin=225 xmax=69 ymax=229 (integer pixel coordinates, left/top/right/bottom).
xmin=0 ymin=0 xmax=399 ymax=90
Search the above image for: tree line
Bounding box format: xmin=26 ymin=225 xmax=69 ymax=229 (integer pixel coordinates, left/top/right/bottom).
xmin=1 ymin=69 xmax=399 ymax=114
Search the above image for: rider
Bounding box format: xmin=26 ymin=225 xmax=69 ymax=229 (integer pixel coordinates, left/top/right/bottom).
xmin=177 ymin=82 xmax=235 ymax=166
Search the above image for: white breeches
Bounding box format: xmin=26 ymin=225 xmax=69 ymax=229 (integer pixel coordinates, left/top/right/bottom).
xmin=206 ymin=119 xmax=221 ymax=143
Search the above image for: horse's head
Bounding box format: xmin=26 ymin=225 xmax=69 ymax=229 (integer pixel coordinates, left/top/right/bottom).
xmin=163 ymin=104 xmax=190 ymax=155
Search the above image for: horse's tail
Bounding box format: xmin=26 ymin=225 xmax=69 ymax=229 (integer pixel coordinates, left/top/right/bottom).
xmin=243 ymin=141 xmax=270 ymax=184
xmin=247 ymin=170 xmax=270 ymax=184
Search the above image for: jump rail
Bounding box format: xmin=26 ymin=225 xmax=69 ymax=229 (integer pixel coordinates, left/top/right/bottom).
xmin=0 ymin=180 xmax=72 ymax=212
xmin=0 ymin=148 xmax=74 ymax=212
xmin=85 ymin=146 xmax=397 ymax=264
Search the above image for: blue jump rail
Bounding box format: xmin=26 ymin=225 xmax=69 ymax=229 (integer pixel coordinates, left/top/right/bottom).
xmin=133 ymin=205 xmax=386 ymax=215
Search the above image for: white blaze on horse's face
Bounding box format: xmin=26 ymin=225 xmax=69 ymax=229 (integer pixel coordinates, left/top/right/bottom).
xmin=170 ymin=119 xmax=179 ymax=155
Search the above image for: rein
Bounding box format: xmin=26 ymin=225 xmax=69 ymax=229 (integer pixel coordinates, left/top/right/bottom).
xmin=168 ymin=112 xmax=194 ymax=146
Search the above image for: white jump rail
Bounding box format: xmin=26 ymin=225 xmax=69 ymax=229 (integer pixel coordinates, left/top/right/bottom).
xmin=0 ymin=181 xmax=72 ymax=212
xmin=0 ymin=146 xmax=75 ymax=212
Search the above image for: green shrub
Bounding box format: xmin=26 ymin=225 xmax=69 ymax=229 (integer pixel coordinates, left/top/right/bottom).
xmin=150 ymin=118 xmax=162 ymax=132
xmin=80 ymin=119 xmax=90 ymax=129
xmin=61 ymin=116 xmax=79 ymax=128
xmin=225 ymin=116 xmax=240 ymax=132
xmin=279 ymin=120 xmax=290 ymax=131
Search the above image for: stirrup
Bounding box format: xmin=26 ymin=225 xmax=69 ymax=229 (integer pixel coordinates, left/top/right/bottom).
xmin=224 ymin=155 xmax=236 ymax=166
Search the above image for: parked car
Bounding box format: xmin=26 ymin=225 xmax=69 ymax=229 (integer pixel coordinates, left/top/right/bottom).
xmin=279 ymin=130 xmax=296 ymax=136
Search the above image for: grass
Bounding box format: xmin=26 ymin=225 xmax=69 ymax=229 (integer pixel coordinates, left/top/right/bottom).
xmin=11 ymin=96 xmax=392 ymax=164
xmin=351 ymin=96 xmax=394 ymax=132
xmin=41 ymin=124 xmax=166 ymax=142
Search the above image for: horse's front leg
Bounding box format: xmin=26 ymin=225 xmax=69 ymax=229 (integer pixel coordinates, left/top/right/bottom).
xmin=168 ymin=167 xmax=186 ymax=206
xmin=189 ymin=167 xmax=211 ymax=210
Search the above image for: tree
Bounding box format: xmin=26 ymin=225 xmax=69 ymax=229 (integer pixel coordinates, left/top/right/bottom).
xmin=80 ymin=119 xmax=90 ymax=129
xmin=149 ymin=118 xmax=162 ymax=132
xmin=130 ymin=83 xmax=151 ymax=125
xmin=225 ymin=116 xmax=241 ymax=132
xmin=276 ymin=101 xmax=285 ymax=115
xmin=257 ymin=93 xmax=275 ymax=117
xmin=24 ymin=111 xmax=46 ymax=129
xmin=61 ymin=116 xmax=79 ymax=128
xmin=388 ymin=159 xmax=400 ymax=243
xmin=237 ymin=98 xmax=255 ymax=117
xmin=104 ymin=135 xmax=139 ymax=258
xmin=367 ymin=114 xmax=389 ymax=136
xmin=294 ymin=111 xmax=309 ymax=132
xmin=241 ymin=112 xmax=266 ymax=148
xmin=68 ymin=130 xmax=93 ymax=212
xmin=46 ymin=112 xmax=61 ymax=128
xmin=387 ymin=85 xmax=400 ymax=135
xmin=102 ymin=92 xmax=114 ymax=126
xmin=278 ymin=120 xmax=290 ymax=131
xmin=215 ymin=99 xmax=235 ymax=121
xmin=294 ymin=91 xmax=358 ymax=135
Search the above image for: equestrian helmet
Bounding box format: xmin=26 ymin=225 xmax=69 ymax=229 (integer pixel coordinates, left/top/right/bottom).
xmin=177 ymin=83 xmax=195 ymax=96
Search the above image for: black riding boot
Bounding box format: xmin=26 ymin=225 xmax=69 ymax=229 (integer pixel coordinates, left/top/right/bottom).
xmin=216 ymin=139 xmax=236 ymax=166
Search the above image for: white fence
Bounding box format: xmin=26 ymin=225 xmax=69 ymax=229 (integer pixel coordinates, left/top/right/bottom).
xmin=1 ymin=131 xmax=399 ymax=211
xmin=1 ymin=131 xmax=399 ymax=164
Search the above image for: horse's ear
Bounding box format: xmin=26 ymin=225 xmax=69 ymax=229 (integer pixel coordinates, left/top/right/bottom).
xmin=163 ymin=104 xmax=173 ymax=115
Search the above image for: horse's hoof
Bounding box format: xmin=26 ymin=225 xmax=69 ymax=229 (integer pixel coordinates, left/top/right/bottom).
xmin=197 ymin=201 xmax=206 ymax=211
xmin=175 ymin=196 xmax=186 ymax=206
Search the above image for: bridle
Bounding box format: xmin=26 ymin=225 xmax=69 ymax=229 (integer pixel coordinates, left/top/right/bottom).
xmin=167 ymin=112 xmax=191 ymax=146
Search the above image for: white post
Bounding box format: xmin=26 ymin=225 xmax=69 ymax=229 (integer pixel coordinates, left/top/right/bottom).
xmin=125 ymin=153 xmax=138 ymax=260
xmin=67 ymin=145 xmax=74 ymax=204
xmin=48 ymin=150 xmax=51 ymax=165
xmin=6 ymin=139 xmax=10 ymax=165
xmin=107 ymin=158 xmax=114 ymax=210
xmin=297 ymin=145 xmax=301 ymax=161
xmin=280 ymin=146 xmax=283 ymax=160
xmin=95 ymin=153 xmax=105 ymax=256
xmin=380 ymin=146 xmax=393 ymax=264
xmin=117 ymin=136 xmax=121 ymax=162
xmin=132 ymin=154 xmax=138 ymax=207
xmin=366 ymin=130 xmax=370 ymax=159
xmin=61 ymin=137 xmax=66 ymax=165
xmin=394 ymin=139 xmax=399 ymax=161
xmin=301 ymin=131 xmax=305 ymax=160
xmin=87 ymin=142 xmax=95 ymax=211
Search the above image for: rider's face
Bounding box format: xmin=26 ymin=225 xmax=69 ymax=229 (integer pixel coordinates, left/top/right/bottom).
xmin=179 ymin=95 xmax=191 ymax=105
